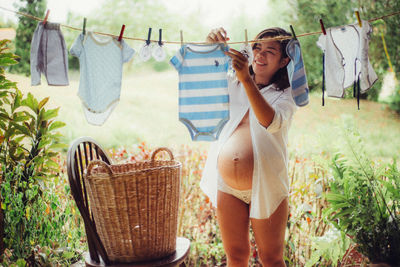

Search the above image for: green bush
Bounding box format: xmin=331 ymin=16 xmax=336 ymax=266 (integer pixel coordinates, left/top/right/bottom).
xmin=325 ymin=119 xmax=400 ymax=265
xmin=2 ymin=166 xmax=66 ymax=258
xmin=0 ymin=39 xmax=83 ymax=265
xmin=388 ymin=83 xmax=400 ymax=115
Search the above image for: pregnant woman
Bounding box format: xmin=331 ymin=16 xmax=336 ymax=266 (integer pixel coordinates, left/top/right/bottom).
xmin=201 ymin=27 xmax=297 ymax=266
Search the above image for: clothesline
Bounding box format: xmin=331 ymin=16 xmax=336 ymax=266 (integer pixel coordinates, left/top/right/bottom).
xmin=0 ymin=5 xmax=400 ymax=45
xmin=3 ymin=4 xmax=391 ymax=127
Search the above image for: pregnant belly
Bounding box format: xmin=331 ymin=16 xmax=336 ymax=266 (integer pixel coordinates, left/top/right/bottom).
xmin=217 ymin=124 xmax=254 ymax=190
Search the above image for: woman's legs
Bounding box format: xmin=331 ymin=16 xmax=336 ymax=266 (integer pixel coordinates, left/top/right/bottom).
xmin=250 ymin=198 xmax=289 ymax=267
xmin=217 ymin=190 xmax=250 ymax=267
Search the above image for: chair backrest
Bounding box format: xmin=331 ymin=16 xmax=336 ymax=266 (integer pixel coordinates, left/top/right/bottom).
xmin=66 ymin=137 xmax=112 ymax=264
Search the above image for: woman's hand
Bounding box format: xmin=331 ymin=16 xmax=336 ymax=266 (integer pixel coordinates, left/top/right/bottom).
xmin=206 ymin=27 xmax=230 ymax=43
xmin=226 ymin=48 xmax=252 ymax=84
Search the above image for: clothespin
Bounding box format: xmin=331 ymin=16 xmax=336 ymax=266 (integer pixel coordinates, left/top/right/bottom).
xmin=244 ymin=29 xmax=248 ymax=45
xmin=146 ymin=27 xmax=152 ymax=45
xmin=118 ymin=24 xmax=125 ymax=42
xmin=43 ymin=9 xmax=50 ymax=25
xmin=355 ymin=11 xmax=362 ymax=27
xmin=290 ymin=25 xmax=297 ymax=40
xmin=82 ymin=17 xmax=87 ymax=35
xmin=158 ymin=29 xmax=163 ymax=46
xmin=180 ymin=30 xmax=184 ymax=46
xmin=319 ymin=19 xmax=326 ymax=35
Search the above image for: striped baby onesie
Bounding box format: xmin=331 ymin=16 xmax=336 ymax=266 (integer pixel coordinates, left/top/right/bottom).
xmin=286 ymin=39 xmax=309 ymax=107
xmin=170 ymin=43 xmax=230 ymax=141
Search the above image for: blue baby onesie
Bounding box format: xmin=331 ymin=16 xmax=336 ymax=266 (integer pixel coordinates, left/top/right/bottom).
xmin=70 ymin=32 xmax=135 ymax=126
xmin=286 ymin=39 xmax=309 ymax=107
xmin=170 ymin=43 xmax=230 ymax=141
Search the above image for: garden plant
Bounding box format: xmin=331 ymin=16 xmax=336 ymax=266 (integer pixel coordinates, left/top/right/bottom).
xmin=325 ymin=119 xmax=400 ymax=266
xmin=0 ymin=39 xmax=83 ymax=266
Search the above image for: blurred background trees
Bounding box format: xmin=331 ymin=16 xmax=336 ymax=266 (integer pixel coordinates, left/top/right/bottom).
xmin=9 ymin=0 xmax=47 ymax=76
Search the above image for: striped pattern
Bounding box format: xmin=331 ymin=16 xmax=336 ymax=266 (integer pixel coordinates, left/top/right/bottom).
xmin=170 ymin=44 xmax=230 ymax=141
xmin=286 ymin=39 xmax=309 ymax=107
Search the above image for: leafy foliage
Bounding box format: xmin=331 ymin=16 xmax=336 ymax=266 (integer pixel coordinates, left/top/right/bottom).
xmin=0 ymin=40 xmax=65 ymax=181
xmin=9 ymin=0 xmax=47 ymax=76
xmin=325 ymin=119 xmax=400 ymax=265
xmin=389 ymin=83 xmax=400 ymax=115
xmin=0 ymin=166 xmax=79 ymax=262
xmin=0 ymin=40 xmax=83 ymax=265
xmin=305 ymin=228 xmax=350 ymax=267
xmin=360 ymin=0 xmax=400 ymax=76
xmin=359 ymin=0 xmax=400 ymax=103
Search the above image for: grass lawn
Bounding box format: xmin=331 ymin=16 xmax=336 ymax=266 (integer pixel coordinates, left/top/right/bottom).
xmin=7 ymin=70 xmax=400 ymax=159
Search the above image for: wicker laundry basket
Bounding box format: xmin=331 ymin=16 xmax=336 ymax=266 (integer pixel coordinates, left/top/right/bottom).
xmin=85 ymin=147 xmax=181 ymax=263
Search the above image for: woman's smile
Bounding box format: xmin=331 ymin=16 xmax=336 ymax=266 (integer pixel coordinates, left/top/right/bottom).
xmin=254 ymin=60 xmax=267 ymax=66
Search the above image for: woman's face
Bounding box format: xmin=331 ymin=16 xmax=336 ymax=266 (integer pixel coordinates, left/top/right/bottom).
xmin=251 ymin=40 xmax=289 ymax=83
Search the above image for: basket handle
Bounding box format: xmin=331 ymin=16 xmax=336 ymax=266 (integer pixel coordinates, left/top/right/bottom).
xmin=151 ymin=147 xmax=174 ymax=161
xmin=87 ymin=160 xmax=113 ymax=176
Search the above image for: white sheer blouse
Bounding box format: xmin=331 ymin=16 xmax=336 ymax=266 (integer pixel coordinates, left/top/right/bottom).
xmin=200 ymin=78 xmax=297 ymax=219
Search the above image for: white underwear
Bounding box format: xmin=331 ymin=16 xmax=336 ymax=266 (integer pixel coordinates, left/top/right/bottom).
xmin=217 ymin=175 xmax=252 ymax=204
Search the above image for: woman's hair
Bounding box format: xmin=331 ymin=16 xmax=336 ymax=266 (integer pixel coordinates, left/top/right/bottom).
xmin=249 ymin=27 xmax=292 ymax=91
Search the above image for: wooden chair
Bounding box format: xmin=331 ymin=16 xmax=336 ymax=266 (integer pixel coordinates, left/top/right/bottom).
xmin=67 ymin=137 xmax=190 ymax=267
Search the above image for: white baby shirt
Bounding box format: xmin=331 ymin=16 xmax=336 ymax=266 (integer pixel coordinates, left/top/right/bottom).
xmin=70 ymin=32 xmax=135 ymax=125
xmin=317 ymin=20 xmax=377 ymax=98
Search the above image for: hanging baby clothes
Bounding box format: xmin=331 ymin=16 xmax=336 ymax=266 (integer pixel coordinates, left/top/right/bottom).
xmin=286 ymin=38 xmax=309 ymax=106
xmin=70 ymin=32 xmax=134 ymax=126
xmin=170 ymin=43 xmax=230 ymax=141
xmin=30 ymin=22 xmax=69 ymax=86
xmin=317 ymin=20 xmax=377 ymax=108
